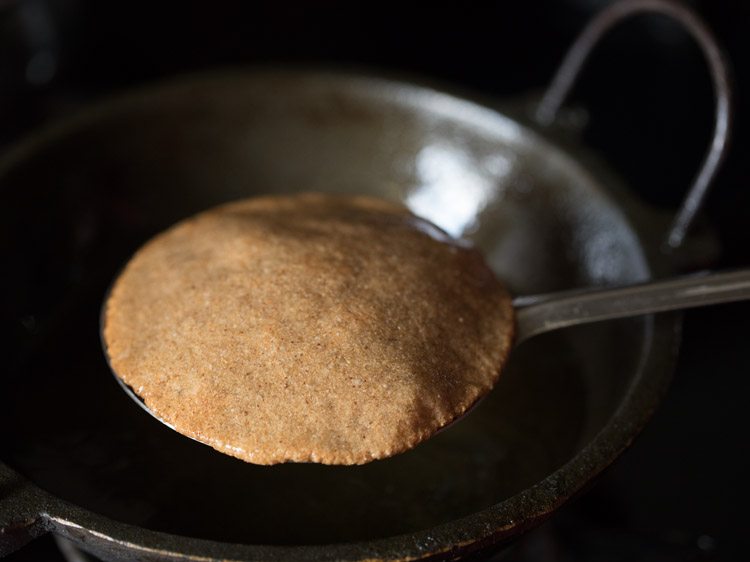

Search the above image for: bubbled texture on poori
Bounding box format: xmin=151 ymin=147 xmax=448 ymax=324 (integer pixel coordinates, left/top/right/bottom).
xmin=103 ymin=193 xmax=514 ymax=464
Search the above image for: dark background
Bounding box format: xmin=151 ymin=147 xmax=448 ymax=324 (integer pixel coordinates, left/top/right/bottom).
xmin=2 ymin=0 xmax=748 ymax=560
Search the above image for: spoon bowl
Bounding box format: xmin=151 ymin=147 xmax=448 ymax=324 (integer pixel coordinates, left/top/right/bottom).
xmin=100 ymin=219 xmax=750 ymax=456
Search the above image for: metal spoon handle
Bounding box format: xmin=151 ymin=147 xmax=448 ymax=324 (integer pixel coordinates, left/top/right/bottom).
xmin=513 ymin=269 xmax=750 ymax=344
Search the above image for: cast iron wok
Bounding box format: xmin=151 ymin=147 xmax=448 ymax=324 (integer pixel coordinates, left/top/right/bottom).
xmin=0 ymin=3 xmax=734 ymax=560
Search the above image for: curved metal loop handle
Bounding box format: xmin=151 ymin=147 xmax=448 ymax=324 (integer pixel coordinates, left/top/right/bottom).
xmin=535 ymin=0 xmax=733 ymax=251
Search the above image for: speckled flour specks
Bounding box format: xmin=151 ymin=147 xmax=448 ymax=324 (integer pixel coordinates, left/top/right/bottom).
xmin=102 ymin=193 xmax=515 ymax=465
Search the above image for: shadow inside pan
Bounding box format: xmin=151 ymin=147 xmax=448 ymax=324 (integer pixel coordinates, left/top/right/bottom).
xmin=0 ymin=70 xmax=650 ymax=545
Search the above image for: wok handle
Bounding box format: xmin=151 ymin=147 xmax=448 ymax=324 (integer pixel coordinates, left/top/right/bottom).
xmin=535 ymin=0 xmax=733 ymax=251
xmin=0 ymin=468 xmax=48 ymax=556
xmin=513 ymin=269 xmax=750 ymax=344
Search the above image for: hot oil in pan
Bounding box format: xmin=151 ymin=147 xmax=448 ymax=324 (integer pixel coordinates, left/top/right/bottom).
xmin=0 ymin=146 xmax=621 ymax=544
xmin=1 ymin=254 xmax=587 ymax=544
xmin=0 ymin=121 xmax=605 ymax=544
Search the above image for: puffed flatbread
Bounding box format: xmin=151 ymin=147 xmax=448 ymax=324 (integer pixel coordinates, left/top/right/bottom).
xmin=103 ymin=193 xmax=514 ymax=464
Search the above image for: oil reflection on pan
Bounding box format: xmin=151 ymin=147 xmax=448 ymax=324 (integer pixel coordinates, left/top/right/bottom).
xmin=405 ymin=144 xmax=513 ymax=238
